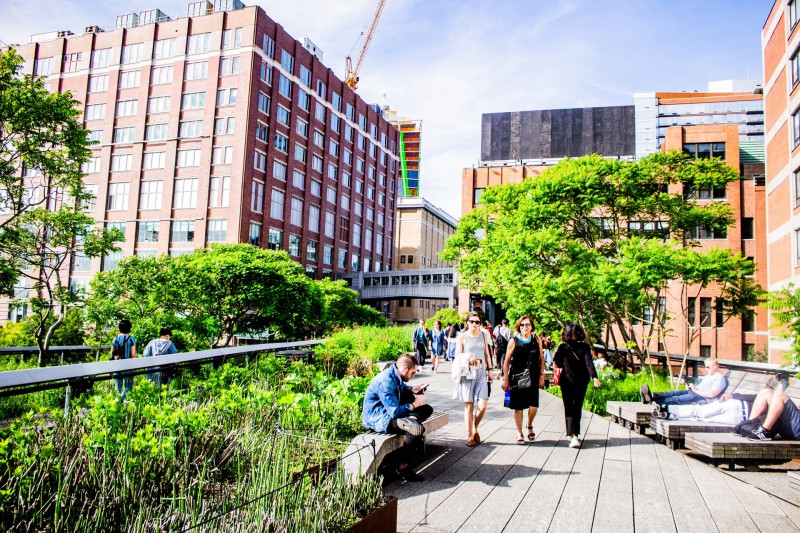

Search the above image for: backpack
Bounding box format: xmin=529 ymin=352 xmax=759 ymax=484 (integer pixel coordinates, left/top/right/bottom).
xmin=111 ymin=335 xmax=131 ymax=360
xmin=495 ymin=331 xmax=509 ymax=357
xmin=734 ymin=415 xmax=766 ymax=438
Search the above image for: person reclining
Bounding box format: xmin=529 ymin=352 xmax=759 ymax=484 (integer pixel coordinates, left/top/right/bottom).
xmin=656 ymin=392 xmax=755 ymax=425
xmin=640 ymin=358 xmax=727 ymax=415
xmin=362 ymin=354 xmax=433 ymax=481
xmin=739 ymin=386 xmax=800 ymax=441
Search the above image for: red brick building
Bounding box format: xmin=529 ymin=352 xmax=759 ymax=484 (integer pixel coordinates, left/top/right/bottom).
xmin=8 ymin=1 xmax=399 ymax=312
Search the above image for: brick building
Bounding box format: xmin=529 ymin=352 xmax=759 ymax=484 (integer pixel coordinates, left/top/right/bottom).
xmin=7 ymin=1 xmax=400 ymax=316
xmin=762 ymin=0 xmax=800 ymax=362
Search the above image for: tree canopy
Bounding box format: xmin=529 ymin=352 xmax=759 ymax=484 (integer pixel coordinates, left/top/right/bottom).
xmin=442 ymin=152 xmax=763 ymax=361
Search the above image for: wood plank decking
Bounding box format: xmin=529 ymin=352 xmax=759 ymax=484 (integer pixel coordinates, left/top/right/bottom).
xmin=386 ymin=362 xmax=800 ymax=532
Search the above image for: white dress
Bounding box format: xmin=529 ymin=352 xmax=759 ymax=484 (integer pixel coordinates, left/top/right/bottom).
xmin=453 ymin=331 xmax=489 ymax=402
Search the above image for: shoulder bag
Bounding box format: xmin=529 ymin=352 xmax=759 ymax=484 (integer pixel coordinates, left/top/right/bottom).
xmin=510 ymin=337 xmax=533 ymax=390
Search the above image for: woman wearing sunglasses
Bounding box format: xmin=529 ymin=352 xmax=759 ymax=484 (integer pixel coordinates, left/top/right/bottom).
xmin=501 ymin=316 xmax=544 ymax=445
xmin=452 ymin=312 xmax=493 ymax=447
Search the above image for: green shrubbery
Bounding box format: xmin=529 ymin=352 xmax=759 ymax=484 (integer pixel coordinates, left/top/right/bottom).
xmin=315 ymin=325 xmax=414 ymax=377
xmin=547 ymin=367 xmax=679 ymax=414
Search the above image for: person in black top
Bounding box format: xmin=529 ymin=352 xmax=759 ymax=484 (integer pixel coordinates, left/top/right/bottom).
xmin=501 ymin=316 xmax=545 ymax=444
xmin=553 ymin=323 xmax=600 ymax=449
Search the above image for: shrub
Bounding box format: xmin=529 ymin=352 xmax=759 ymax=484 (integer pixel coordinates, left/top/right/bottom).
xmin=315 ymin=325 xmax=414 ymax=377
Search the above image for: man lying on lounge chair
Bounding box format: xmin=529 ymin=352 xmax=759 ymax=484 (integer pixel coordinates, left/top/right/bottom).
xmin=640 ymin=358 xmax=727 ymax=418
xmin=654 ymin=392 xmax=755 ymax=425
xmin=739 ymin=387 xmax=800 ymax=441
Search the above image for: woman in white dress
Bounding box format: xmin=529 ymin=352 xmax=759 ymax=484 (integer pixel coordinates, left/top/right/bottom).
xmin=452 ymin=312 xmax=494 ymax=447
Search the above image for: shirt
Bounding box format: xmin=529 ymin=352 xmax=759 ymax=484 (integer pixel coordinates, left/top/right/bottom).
xmin=696 ymin=373 xmax=727 ymax=398
xmin=362 ymin=364 xmax=414 ymax=433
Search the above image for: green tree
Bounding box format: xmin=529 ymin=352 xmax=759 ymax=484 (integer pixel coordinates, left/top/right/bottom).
xmin=769 ymin=284 xmax=800 ymax=364
xmin=426 ymin=308 xmax=463 ymax=329
xmin=315 ymin=278 xmax=387 ymax=333
xmin=443 ymin=153 xmax=763 ymax=377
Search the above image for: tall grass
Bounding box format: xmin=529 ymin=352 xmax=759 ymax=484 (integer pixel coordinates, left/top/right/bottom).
xmin=315 ymin=325 xmax=414 ymax=377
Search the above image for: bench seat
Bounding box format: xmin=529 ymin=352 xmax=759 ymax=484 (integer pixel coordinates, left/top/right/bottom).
xmin=685 ymin=432 xmax=800 ymax=468
xmin=342 ymin=411 xmax=449 ymax=478
xmin=606 ymin=401 xmax=652 ymax=434
xmin=650 ymin=418 xmax=735 ymax=449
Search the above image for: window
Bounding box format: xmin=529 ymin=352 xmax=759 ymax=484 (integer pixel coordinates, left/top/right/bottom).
xmin=368 ymin=167 xmax=375 ymax=181
xmin=309 ymin=205 xmax=320 ymax=233
xmin=346 ymin=103 xmax=355 ymax=121
xmin=254 ymin=150 xmax=267 ymax=171
xmin=356 ymin=158 xmax=365 ymax=174
xmin=793 ymin=107 xmax=800 ymax=147
xmin=329 ymin=140 xmax=339 ymax=157
xmin=327 ymin=186 xmax=337 ymax=204
xmin=299 ymin=65 xmax=312 ymax=87
xmin=255 ymin=121 xmax=269 ymax=143
xmin=795 ymin=168 xmax=800 ymax=207
xmin=143 ymin=152 xmax=165 ymax=170
xmin=742 ymin=309 xmax=755 ymax=332
xmin=377 ymin=212 xmax=384 ymax=227
xmin=115 ymin=100 xmax=137 ymax=117
xmin=103 ymin=251 xmax=124 ymax=271
xmin=339 ymin=216 xmax=350 ymax=241
xmin=323 ymin=245 xmax=333 ymax=265
xmin=351 ymin=254 xmax=359 ymax=273
xmin=683 ymin=179 xmax=726 ymax=200
xmin=212 ymin=146 xmax=233 ymax=165
xmin=268 ymin=228 xmax=282 ymax=250
xmin=251 ymin=180 xmax=265 ymax=213
xmin=137 ymin=221 xmax=159 ymax=243
xmin=700 ymin=345 xmax=712 ymax=358
xmin=91 ymin=48 xmax=112 ymax=68
xmin=182 ymin=91 xmax=206 ymax=110
xmin=280 ymin=49 xmax=294 ymax=73
xmin=139 ymin=180 xmax=163 ymax=210
xmin=278 ymin=74 xmax=292 ymax=98
xmin=331 ymin=115 xmax=340 ymax=133
xmin=342 ymin=171 xmax=352 ymax=188
xmin=260 ymin=61 xmax=272 ymax=84
xmin=352 ymin=222 xmax=361 ymax=246
xmin=297 ymin=119 xmax=309 ymax=138
xmin=275 ymin=133 xmax=289 ymax=153
xmin=207 ymin=220 xmax=227 ymax=242
xmin=325 ymin=211 xmax=335 ymax=238
xmin=187 ymin=33 xmax=211 ymax=54
xmin=366 ymin=207 xmax=374 ymax=222
xmin=270 ymin=188 xmax=285 ymax=219
xmin=209 ymin=176 xmax=230 ymax=208
xmin=359 ymin=113 xmax=367 ymax=130
xmin=796 ymin=228 xmax=800 ymax=265
xmin=122 ymin=43 xmax=143 ymax=64
xmin=298 ymin=89 xmax=310 ymax=111
xmin=88 ymin=74 xmax=108 ymax=92
xmin=119 ymin=70 xmax=140 ymax=89
xmin=217 ymin=88 xmax=238 ymax=106
xmin=173 ymin=178 xmax=198 ymax=209
xmin=341 ymin=194 xmax=350 ymax=211
xmin=290 ymin=196 xmax=304 ymax=226
xmin=111 ymin=154 xmax=132 ymax=172
xmin=315 ymin=101 xmax=326 ymax=123
xmin=277 ymin=105 xmax=290 ymax=126
xmin=220 ymin=56 xmax=240 ymax=76
xmin=328 ymin=164 xmax=338 ymax=181
xmin=365 ymin=228 xmax=373 ymax=251
xmin=791 ymin=0 xmax=800 ymax=30
xmin=313 ymin=130 xmax=325 ymax=148
xmin=258 ymin=92 xmax=270 ymax=114
xmin=354 ymin=200 xmax=362 ymax=217
xmin=355 ymin=179 xmax=364 ymax=194
xmin=262 ymin=34 xmax=275 ymax=57
xmin=312 ymin=154 xmax=324 ymax=173
xmin=687 ymin=297 xmax=697 ymax=327
xmin=179 ymin=120 xmax=203 ymax=138
xmin=307 ymin=240 xmax=318 ymax=261
xmin=177 ymin=149 xmax=202 ymax=167
xmin=358 ymin=134 xmax=366 ymax=151
xmin=378 ymin=193 xmax=385 ymax=206
xmin=687 ymin=225 xmax=727 ymax=239
xmin=215 ymin=117 xmax=236 ymax=135
xmin=107 ymin=183 xmax=130 ymax=210
xmin=153 ymin=38 xmax=176 ymax=59
xmin=699 ymin=297 xmax=712 ymax=327
xmin=34 ymin=57 xmax=52 ymax=76
xmin=147 ymin=95 xmax=170 ymax=114
xmin=316 ymin=79 xmax=327 ymax=99
xmin=185 ymin=61 xmax=208 ymax=80
xmin=249 ymin=223 xmax=262 ymax=246
xmin=742 ymin=217 xmax=754 ymax=240
xmin=715 ymin=298 xmax=724 ymax=328
xmin=331 ymin=91 xmax=341 ymax=111
xmin=367 ymin=186 xmax=375 ymax=200
xmin=294 ymin=143 xmax=307 ymax=163
xmin=222 ymin=28 xmax=242 ymax=50
xmin=273 ymin=160 xmax=287 ymax=181
xmin=311 ymin=180 xmax=322 ymax=197
xmin=376 ymin=233 xmax=383 ymax=256
xmin=113 ymin=127 xmax=135 ymax=144
xmin=338 ymin=249 xmax=347 ymax=269
xmin=792 ymin=49 xmax=800 ymax=88
xmin=627 ymin=220 xmax=669 ymax=238
xmin=88 ymin=130 xmax=103 ymax=144
xmin=345 ymin=124 xmax=353 ymax=142
xmin=82 ymin=157 xmax=100 ymax=174
xmin=288 ymin=235 xmax=300 ymax=256
xmin=293 ymin=170 xmax=305 ymax=190
xmin=172 ymin=220 xmax=195 ymax=242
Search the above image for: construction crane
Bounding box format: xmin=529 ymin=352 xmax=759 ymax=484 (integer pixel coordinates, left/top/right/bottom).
xmin=345 ymin=0 xmax=387 ymax=91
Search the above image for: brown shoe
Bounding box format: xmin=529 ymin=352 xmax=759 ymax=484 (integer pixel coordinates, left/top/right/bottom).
xmin=466 ymin=437 xmax=476 ymax=447
xmin=473 ymin=431 xmax=481 ymax=445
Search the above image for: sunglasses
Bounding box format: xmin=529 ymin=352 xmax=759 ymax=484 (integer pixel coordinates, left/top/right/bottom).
xmin=520 ymin=323 xmax=532 ymax=328
xmin=468 ymin=319 xmax=480 ymax=324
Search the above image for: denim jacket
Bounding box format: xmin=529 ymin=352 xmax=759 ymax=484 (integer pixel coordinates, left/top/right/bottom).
xmin=362 ymin=364 xmax=414 ymax=433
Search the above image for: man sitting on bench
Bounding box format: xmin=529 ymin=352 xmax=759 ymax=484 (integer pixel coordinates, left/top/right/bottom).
xmin=362 ymin=354 xmax=433 ymax=482
xmin=640 ymin=358 xmax=727 ymax=416
xmin=655 ymin=392 xmax=755 ymax=424
xmin=740 ymin=386 xmax=800 ymax=441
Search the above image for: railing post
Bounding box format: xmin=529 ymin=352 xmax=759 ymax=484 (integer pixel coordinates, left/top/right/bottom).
xmin=63 ymin=383 xmax=72 ymax=420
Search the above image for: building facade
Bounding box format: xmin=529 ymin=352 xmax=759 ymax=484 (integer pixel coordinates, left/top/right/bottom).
xmin=763 ymin=0 xmax=800 ymax=362
xmin=391 ymin=196 xmax=458 ymax=323
xmin=8 ymin=1 xmax=400 ymax=318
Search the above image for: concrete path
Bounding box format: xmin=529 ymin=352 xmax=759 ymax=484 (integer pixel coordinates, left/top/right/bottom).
xmin=387 ymin=360 xmax=800 ymax=532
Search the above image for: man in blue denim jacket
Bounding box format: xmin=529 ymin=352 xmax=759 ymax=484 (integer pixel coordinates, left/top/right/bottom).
xmin=362 ymin=354 xmax=433 ymax=481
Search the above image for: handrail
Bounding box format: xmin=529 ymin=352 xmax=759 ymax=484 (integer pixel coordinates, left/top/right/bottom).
xmin=0 ymin=345 xmax=110 ymax=354
xmin=0 ymin=339 xmax=325 ymax=398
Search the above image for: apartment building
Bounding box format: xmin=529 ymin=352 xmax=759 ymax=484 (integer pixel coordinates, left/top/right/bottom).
xmin=8 ymin=1 xmax=400 ymax=316
xmin=763 ymin=0 xmax=800 ymax=362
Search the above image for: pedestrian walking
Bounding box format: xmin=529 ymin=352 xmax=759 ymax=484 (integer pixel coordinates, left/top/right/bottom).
xmin=142 ymin=328 xmax=178 ymax=386
xmin=430 ymin=321 xmax=446 ymax=373
xmin=493 ymin=319 xmax=512 ymax=371
xmin=445 ymin=323 xmax=460 ymax=361
xmin=501 ymin=316 xmax=545 ymax=444
xmin=553 ymin=323 xmax=600 ymax=448
xmin=452 ymin=312 xmax=493 ymax=447
xmin=111 ymin=319 xmax=137 ymax=401
xmin=411 ymin=319 xmax=431 ymax=368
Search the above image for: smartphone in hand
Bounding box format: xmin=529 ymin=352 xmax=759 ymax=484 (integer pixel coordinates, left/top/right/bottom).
xmin=416 ymin=384 xmax=429 ymax=394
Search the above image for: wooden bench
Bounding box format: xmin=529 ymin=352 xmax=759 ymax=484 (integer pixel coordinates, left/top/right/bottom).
xmin=342 ymin=411 xmax=449 ymax=478
xmin=685 ymin=432 xmax=800 ymax=469
xmin=607 ymin=401 xmax=652 ymax=434
xmin=650 ymin=418 xmax=735 ymax=450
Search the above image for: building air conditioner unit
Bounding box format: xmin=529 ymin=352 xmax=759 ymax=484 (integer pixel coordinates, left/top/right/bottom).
xmin=57 ymin=30 xmax=74 ymax=38
xmin=85 ymin=25 xmax=104 ymax=34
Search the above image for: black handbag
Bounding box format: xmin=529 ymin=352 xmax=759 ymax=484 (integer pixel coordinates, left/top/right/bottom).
xmin=510 ymin=337 xmax=534 ymax=390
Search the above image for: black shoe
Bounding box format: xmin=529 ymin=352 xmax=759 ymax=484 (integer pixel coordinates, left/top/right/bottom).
xmin=746 ymin=426 xmax=773 ymax=441
xmin=640 ymin=384 xmax=652 ymax=404
xmin=397 ymin=468 xmax=424 ymax=482
xmin=396 ymin=417 xmax=425 ymax=437
xmin=652 ymin=405 xmax=668 ymax=419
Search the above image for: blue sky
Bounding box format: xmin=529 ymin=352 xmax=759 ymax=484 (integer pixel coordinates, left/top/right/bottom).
xmin=1 ymin=0 xmax=772 ymax=218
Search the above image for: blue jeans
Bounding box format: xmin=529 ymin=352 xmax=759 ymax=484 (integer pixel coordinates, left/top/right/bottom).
xmin=654 ymin=389 xmax=706 ymax=406
xmin=115 ymin=376 xmax=133 ymax=400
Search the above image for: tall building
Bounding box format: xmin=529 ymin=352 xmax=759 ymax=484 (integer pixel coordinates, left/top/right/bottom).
xmin=384 ymin=109 xmax=421 ymax=197
xmin=391 ymin=196 xmax=458 ymax=323
xmin=8 ymin=1 xmax=400 ymax=317
xmin=762 ymin=0 xmax=800 ymax=362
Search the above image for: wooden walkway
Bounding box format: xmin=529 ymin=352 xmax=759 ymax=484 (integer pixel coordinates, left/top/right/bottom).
xmin=387 ymin=362 xmax=800 ymax=532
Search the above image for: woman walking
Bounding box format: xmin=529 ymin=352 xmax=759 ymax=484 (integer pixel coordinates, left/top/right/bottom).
xmin=553 ymin=323 xmax=601 ymax=448
xmin=452 ymin=312 xmax=493 ymax=447
xmin=501 ymin=316 xmax=545 ymax=444
xmin=445 ymin=323 xmax=460 ymax=361
xmin=430 ymin=321 xmax=446 ymax=373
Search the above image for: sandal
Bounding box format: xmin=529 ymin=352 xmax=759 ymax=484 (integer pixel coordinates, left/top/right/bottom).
xmin=526 ymin=426 xmax=535 ymax=442
xmin=473 ymin=431 xmax=481 ymax=445
xmin=466 ymin=437 xmax=476 ymax=447
xmin=516 ymin=436 xmax=526 ymax=445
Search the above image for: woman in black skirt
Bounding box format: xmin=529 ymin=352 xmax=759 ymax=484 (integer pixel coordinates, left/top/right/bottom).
xmin=501 ymin=316 xmax=545 ymax=445
xmin=553 ymin=323 xmax=601 ymax=449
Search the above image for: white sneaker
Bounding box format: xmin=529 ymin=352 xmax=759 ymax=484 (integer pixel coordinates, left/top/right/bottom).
xmin=568 ymin=436 xmax=580 ymax=448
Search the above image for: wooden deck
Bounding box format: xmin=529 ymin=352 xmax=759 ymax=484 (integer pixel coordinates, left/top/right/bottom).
xmin=387 ymin=362 xmax=800 ymax=532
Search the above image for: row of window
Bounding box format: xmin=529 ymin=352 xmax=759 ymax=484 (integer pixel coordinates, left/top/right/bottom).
xmin=686 ymin=296 xmax=756 ymax=331
xmin=77 ymin=176 xmax=231 ymax=212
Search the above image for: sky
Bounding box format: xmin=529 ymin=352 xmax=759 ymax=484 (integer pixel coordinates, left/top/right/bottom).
xmin=0 ymin=0 xmax=772 ymax=218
